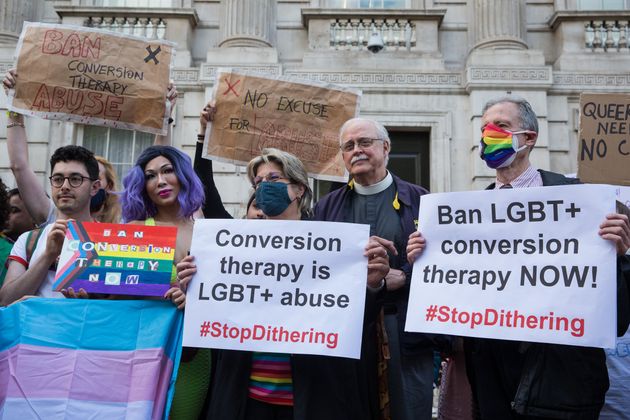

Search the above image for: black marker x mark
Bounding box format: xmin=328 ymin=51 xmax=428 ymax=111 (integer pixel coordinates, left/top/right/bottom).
xmin=144 ymin=46 xmax=161 ymax=64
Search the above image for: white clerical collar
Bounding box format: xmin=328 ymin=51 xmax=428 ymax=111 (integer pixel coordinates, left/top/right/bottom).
xmin=354 ymin=172 xmax=393 ymax=195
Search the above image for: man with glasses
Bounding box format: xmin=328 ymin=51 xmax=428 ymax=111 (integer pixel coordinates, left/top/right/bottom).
xmin=407 ymin=95 xmax=630 ymax=419
xmin=469 ymin=96 xmax=630 ymax=419
xmin=0 ymin=146 xmax=100 ymax=306
xmin=314 ymin=117 xmax=439 ymax=420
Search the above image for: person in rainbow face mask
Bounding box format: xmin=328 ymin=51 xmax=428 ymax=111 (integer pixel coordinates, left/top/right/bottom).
xmin=407 ymin=95 xmax=630 ymax=419
xmin=479 ymin=123 xmax=532 ymax=169
xmin=478 ymin=95 xmax=539 ymax=182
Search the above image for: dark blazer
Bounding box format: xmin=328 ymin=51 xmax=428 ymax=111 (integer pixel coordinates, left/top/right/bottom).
xmin=466 ymin=169 xmax=630 ymax=419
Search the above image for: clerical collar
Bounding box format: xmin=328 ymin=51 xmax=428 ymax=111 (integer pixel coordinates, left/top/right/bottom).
xmin=354 ymin=172 xmax=393 ymax=195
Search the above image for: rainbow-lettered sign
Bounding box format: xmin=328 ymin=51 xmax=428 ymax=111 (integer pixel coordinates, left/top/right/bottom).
xmin=54 ymin=221 xmax=177 ymax=296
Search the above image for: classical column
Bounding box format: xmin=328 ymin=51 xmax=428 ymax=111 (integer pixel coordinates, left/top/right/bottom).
xmin=471 ymin=0 xmax=527 ymax=50
xmin=219 ymin=0 xmax=276 ymax=48
xmin=0 ymin=0 xmax=36 ymax=45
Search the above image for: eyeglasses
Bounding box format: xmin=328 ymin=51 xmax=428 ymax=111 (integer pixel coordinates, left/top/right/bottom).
xmin=49 ymin=174 xmax=93 ymax=188
xmin=253 ymin=171 xmax=288 ymax=187
xmin=340 ymin=137 xmax=384 ymax=153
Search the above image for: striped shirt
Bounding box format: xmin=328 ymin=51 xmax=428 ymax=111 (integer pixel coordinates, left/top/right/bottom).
xmin=248 ymin=352 xmax=294 ymax=406
xmin=495 ymin=165 xmax=543 ymax=189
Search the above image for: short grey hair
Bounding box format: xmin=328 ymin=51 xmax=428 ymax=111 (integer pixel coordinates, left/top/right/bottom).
xmin=339 ymin=117 xmax=391 ymax=166
xmin=339 ymin=118 xmax=391 ymax=147
xmin=247 ymin=148 xmax=313 ymax=217
xmin=482 ymin=95 xmax=539 ymax=133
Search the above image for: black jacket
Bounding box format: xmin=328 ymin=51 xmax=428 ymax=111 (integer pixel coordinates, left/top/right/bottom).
xmin=314 ymin=174 xmax=452 ymax=354
xmin=466 ymin=169 xmax=630 ymax=419
xmin=207 ymin=318 xmax=381 ymax=420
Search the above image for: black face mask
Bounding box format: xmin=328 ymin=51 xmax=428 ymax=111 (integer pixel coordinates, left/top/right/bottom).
xmin=255 ymin=182 xmax=293 ymax=217
xmin=90 ymin=188 xmax=107 ymax=213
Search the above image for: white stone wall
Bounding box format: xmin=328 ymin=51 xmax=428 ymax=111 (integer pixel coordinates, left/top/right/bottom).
xmin=1 ymin=0 xmax=629 ymax=216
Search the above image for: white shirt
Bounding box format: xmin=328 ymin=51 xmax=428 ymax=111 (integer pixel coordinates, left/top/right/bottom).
xmin=8 ymin=223 xmax=62 ymax=298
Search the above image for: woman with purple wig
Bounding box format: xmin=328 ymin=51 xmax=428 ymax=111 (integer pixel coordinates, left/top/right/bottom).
xmin=121 ymin=145 xmax=210 ymax=420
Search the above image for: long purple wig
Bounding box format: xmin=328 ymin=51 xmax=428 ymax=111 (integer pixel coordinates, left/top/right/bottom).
xmin=121 ymin=145 xmax=205 ymax=221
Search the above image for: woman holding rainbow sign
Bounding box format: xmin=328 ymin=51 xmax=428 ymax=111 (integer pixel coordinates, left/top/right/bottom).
xmin=121 ymin=145 xmax=209 ymax=419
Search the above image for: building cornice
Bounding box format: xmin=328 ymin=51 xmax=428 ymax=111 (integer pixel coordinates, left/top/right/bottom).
xmin=301 ymin=8 xmax=447 ymax=27
xmin=54 ymin=6 xmax=200 ymax=27
xmin=548 ymin=11 xmax=630 ymax=30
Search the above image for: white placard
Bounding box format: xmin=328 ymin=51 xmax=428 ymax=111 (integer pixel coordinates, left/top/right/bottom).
xmin=405 ymin=184 xmax=618 ymax=348
xmin=183 ymin=219 xmax=370 ymax=359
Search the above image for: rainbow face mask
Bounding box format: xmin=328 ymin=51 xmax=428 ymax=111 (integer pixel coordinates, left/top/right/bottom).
xmin=479 ymin=123 xmax=528 ymax=169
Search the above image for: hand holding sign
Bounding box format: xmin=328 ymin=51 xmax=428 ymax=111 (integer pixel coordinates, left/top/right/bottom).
xmin=599 ymin=212 xmax=630 ymax=255
xmin=2 ymin=68 xmax=17 ymax=96
xmin=364 ymin=235 xmax=397 ymax=288
xmin=406 ymin=231 xmax=426 ymax=265
xmin=199 ymin=101 xmax=217 ymax=134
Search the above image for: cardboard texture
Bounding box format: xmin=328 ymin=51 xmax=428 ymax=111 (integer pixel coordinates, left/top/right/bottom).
xmin=9 ymin=22 xmax=174 ymax=135
xmin=578 ymin=93 xmax=630 ymax=186
xmin=205 ymin=71 xmax=362 ymax=181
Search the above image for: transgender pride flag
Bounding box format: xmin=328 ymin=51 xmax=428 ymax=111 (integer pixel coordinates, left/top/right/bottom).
xmin=0 ymin=298 xmax=183 ymax=419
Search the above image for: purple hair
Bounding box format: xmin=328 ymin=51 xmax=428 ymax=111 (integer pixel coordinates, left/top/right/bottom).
xmin=121 ymin=145 xmax=205 ymax=221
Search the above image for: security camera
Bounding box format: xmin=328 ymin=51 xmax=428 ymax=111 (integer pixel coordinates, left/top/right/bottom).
xmin=367 ymin=31 xmax=384 ymax=53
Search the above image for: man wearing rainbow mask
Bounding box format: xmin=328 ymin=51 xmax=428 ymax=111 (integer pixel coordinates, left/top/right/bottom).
xmin=479 ymin=96 xmax=558 ymax=189
xmin=410 ymin=95 xmax=630 ymax=419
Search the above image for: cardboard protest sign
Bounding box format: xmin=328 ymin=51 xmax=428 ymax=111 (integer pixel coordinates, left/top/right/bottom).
xmin=405 ymin=184 xmax=617 ymax=348
xmin=8 ymin=22 xmax=174 ymax=135
xmin=205 ymin=70 xmax=361 ymax=182
xmin=183 ymin=219 xmax=369 ymax=358
xmin=54 ymin=221 xmax=177 ymax=297
xmin=578 ymin=93 xmax=630 ymax=186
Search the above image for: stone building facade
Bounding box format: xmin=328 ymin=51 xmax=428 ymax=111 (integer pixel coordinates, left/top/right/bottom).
xmin=1 ymin=0 xmax=629 ymax=216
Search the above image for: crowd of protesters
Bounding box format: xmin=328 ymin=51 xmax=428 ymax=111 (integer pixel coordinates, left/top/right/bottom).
xmin=1 ymin=66 xmax=630 ymax=420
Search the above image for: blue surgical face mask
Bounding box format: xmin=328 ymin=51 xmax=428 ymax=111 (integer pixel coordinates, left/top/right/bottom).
xmin=255 ymin=181 xmax=293 ymax=217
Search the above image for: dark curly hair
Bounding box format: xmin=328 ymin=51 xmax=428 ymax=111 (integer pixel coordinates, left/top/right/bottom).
xmin=50 ymin=145 xmax=99 ymax=180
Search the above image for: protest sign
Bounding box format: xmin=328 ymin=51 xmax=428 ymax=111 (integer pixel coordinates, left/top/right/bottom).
xmin=205 ymin=70 xmax=361 ymax=182
xmin=0 ymin=299 xmax=182 ymax=420
xmin=54 ymin=221 xmax=177 ymax=297
xmin=183 ymin=219 xmax=369 ymax=358
xmin=578 ymin=93 xmax=630 ymax=186
xmin=8 ymin=22 xmax=174 ymax=135
xmin=405 ymin=184 xmax=617 ymax=348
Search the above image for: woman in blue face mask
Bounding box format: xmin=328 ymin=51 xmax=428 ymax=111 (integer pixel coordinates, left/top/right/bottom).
xmin=192 ymin=149 xmax=314 ymax=420
xmin=246 ymin=148 xmax=313 ymax=221
xmin=175 ymin=110 xmax=390 ymax=420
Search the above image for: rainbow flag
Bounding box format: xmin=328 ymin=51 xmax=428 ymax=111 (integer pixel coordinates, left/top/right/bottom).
xmin=54 ymin=221 xmax=177 ymax=297
xmin=0 ymin=299 xmax=183 ymax=419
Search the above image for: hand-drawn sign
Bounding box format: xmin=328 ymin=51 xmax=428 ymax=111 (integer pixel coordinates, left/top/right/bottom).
xmin=578 ymin=93 xmax=630 ymax=186
xmin=7 ymin=22 xmax=175 ymax=135
xmin=205 ymin=70 xmax=362 ymax=182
